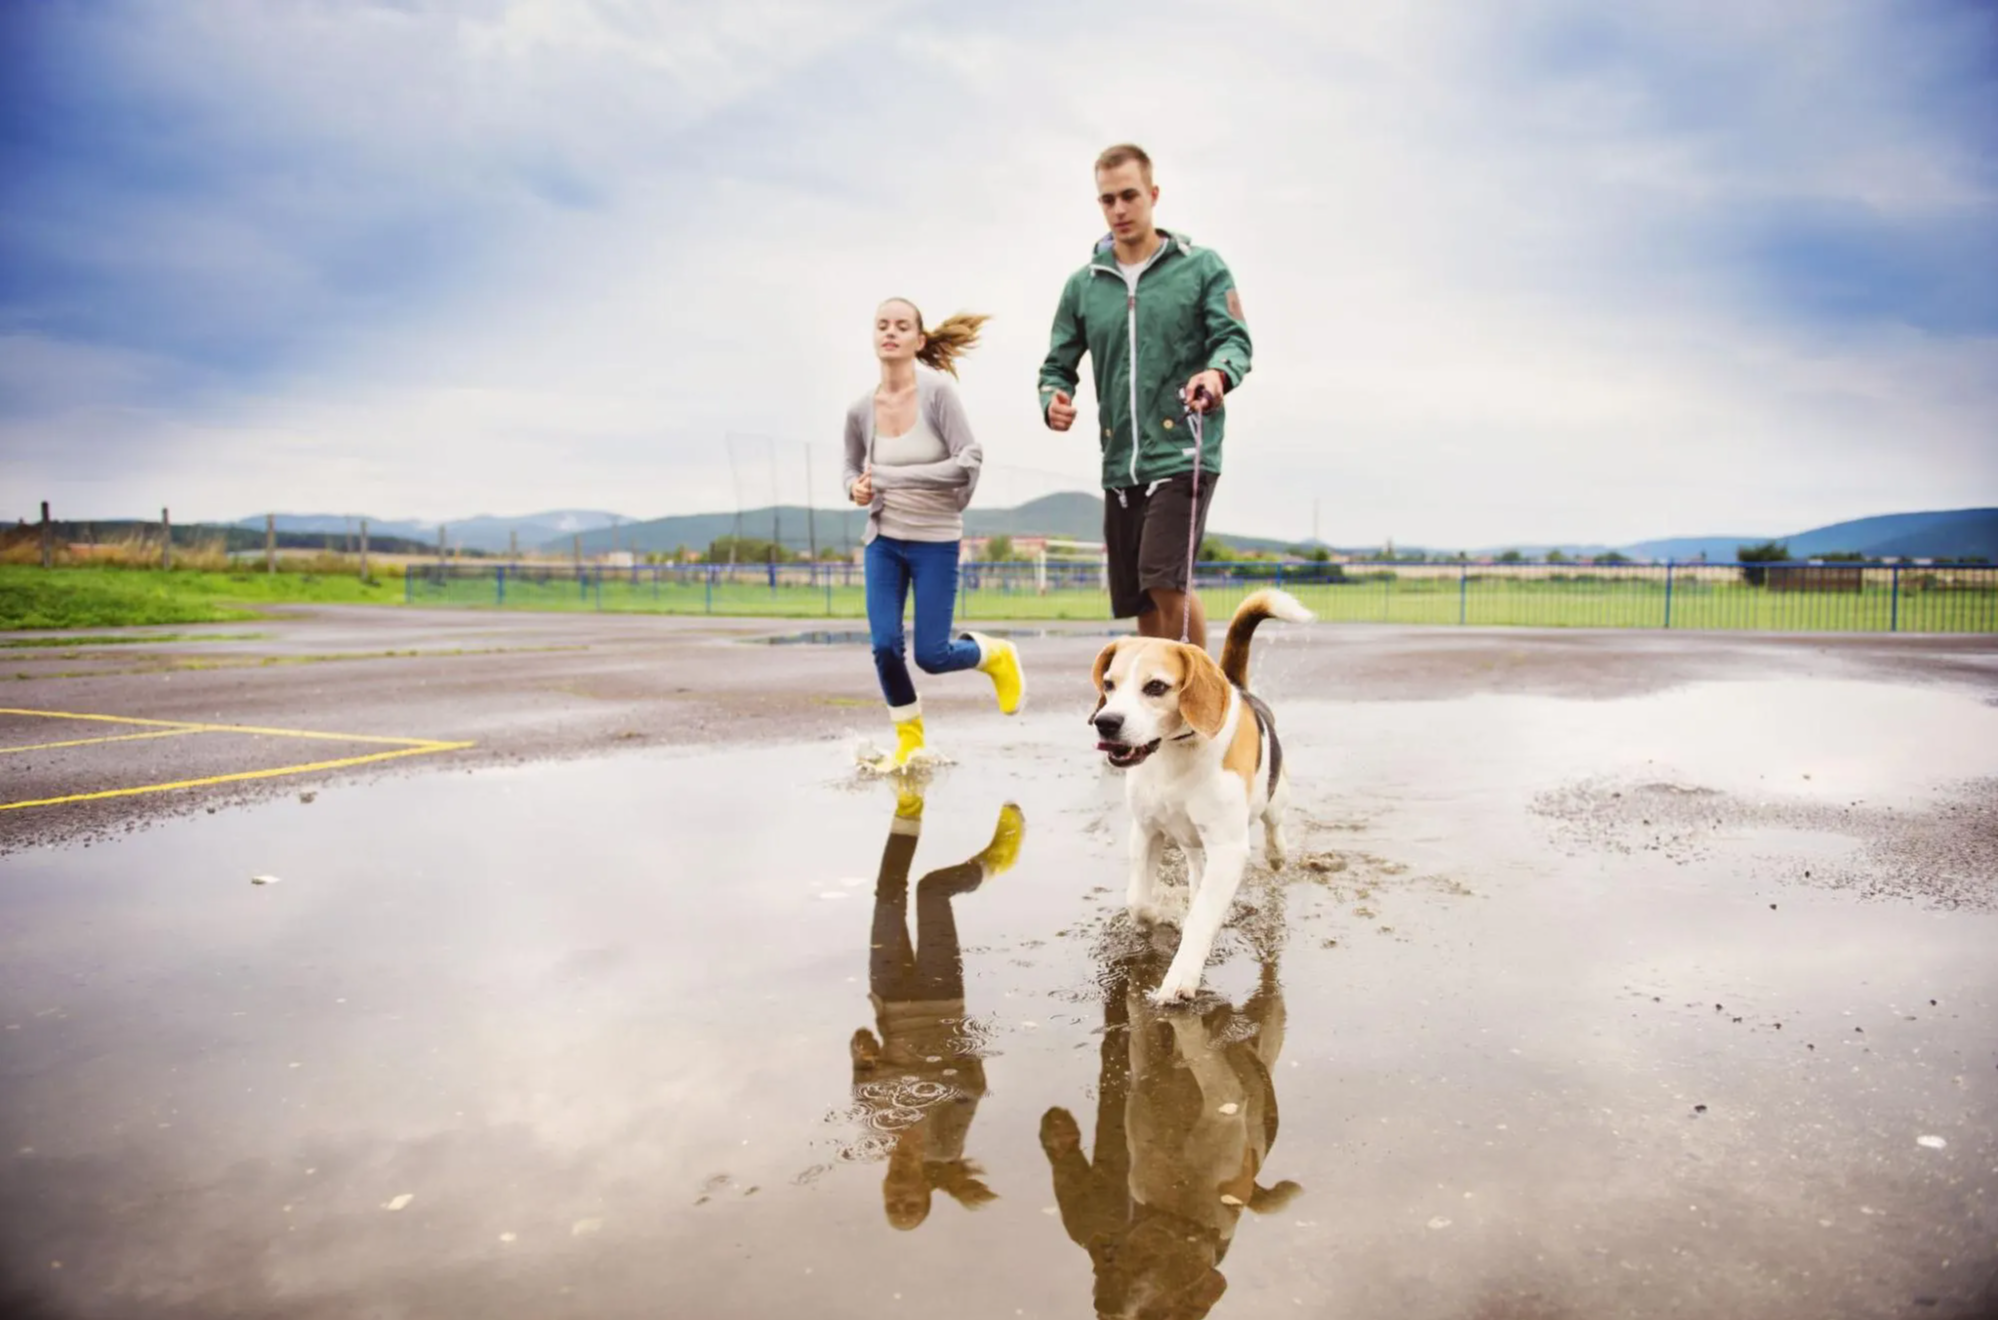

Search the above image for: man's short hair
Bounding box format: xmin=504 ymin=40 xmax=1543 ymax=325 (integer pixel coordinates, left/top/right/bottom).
xmin=1095 ymin=143 xmax=1153 ymax=183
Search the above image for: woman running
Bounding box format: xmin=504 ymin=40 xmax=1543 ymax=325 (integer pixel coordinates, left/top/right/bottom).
xmin=843 ymin=297 xmax=1025 ymax=768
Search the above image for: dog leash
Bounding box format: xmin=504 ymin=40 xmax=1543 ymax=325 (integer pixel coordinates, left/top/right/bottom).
xmin=1178 ymin=385 xmax=1211 ymax=645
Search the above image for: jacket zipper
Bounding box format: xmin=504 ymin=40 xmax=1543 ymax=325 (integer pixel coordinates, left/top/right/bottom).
xmin=1124 ymin=287 xmax=1140 ymax=487
xmin=1094 ymin=237 xmax=1174 ymax=491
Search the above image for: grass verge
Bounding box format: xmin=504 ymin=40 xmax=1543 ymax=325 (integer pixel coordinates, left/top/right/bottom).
xmin=0 ymin=566 xmax=404 ymax=629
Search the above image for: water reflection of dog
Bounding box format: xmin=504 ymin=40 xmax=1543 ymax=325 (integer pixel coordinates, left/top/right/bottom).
xmin=1041 ymin=950 xmax=1301 ymax=1318
xmin=846 ymin=782 xmax=1025 ymax=1231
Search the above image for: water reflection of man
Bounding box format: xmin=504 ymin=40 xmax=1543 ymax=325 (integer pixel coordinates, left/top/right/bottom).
xmin=847 ymin=782 xmax=1025 ymax=1231
xmin=1041 ymin=950 xmax=1301 ymax=1319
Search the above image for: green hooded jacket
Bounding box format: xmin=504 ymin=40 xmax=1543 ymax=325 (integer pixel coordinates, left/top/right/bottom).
xmin=1037 ymin=228 xmax=1252 ymax=491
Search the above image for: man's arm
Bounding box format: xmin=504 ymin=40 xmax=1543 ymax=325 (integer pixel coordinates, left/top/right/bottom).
xmin=1037 ymin=274 xmax=1086 ymax=426
xmin=1201 ymin=255 xmax=1252 ymax=392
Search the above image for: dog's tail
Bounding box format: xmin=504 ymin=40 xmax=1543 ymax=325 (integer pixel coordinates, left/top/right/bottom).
xmin=1219 ymin=588 xmax=1313 ymax=690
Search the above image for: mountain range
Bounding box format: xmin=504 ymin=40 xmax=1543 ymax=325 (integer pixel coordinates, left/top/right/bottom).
xmin=234 ymin=511 xmax=620 ymax=554
xmin=217 ymin=502 xmax=1993 ymax=562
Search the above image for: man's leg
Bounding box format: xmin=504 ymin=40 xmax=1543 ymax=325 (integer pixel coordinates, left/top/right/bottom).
xmin=1104 ymin=488 xmax=1154 ymax=631
xmin=1141 ymin=587 xmax=1207 ymax=649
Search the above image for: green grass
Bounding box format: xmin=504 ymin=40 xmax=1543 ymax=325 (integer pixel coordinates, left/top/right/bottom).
xmin=0 ymin=631 xmax=275 ymax=649
xmin=409 ymin=568 xmax=1998 ymax=633
xmin=0 ymin=565 xmax=405 ymax=630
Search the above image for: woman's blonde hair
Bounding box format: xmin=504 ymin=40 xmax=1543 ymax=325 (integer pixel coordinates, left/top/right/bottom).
xmin=882 ymin=1149 xmax=999 ymax=1230
xmin=882 ymin=298 xmax=989 ymax=379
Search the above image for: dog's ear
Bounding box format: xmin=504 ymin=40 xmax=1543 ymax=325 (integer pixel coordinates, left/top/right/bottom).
xmin=1176 ymin=645 xmax=1230 ymax=739
xmin=1088 ymin=641 xmax=1118 ymax=721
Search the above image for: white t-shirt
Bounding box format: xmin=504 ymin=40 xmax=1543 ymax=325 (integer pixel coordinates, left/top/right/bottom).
xmin=1118 ymin=259 xmax=1145 ymax=291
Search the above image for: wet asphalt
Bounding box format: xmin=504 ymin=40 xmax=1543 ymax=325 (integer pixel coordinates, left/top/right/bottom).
xmin=0 ymin=609 xmax=1993 ymax=1317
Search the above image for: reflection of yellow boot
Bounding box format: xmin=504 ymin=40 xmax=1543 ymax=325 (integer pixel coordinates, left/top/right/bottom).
xmin=895 ymin=779 xmax=926 ymax=823
xmin=975 ymin=802 xmax=1026 ymax=875
xmin=969 ymin=633 xmax=1025 ymax=716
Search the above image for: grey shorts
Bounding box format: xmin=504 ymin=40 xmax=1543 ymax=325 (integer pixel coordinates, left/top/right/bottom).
xmin=1103 ymin=473 xmax=1218 ymax=618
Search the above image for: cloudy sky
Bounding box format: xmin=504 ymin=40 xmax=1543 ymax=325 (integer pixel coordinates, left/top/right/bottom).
xmin=2 ymin=0 xmax=1992 ymax=547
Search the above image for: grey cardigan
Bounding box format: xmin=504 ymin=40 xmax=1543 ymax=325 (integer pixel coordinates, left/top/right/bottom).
xmin=841 ymin=369 xmax=983 ymax=546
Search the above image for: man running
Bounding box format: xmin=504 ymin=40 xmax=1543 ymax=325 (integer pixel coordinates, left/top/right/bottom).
xmin=1037 ymin=143 xmax=1252 ymax=649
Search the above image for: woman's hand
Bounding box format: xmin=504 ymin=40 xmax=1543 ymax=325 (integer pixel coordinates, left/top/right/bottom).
xmin=849 ymin=473 xmax=874 ymax=506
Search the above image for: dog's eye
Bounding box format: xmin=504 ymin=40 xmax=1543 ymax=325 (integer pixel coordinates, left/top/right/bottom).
xmin=1102 ymin=679 xmax=1116 ymax=692
xmin=1143 ymin=679 xmax=1170 ymax=697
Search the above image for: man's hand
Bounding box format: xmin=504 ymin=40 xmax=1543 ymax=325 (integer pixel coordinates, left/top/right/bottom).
xmin=1183 ymin=370 xmax=1226 ymax=413
xmin=849 ymin=473 xmax=873 ymax=506
xmin=1045 ymin=389 xmax=1077 ymax=432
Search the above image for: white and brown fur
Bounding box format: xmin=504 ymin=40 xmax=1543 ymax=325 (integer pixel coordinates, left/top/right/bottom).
xmin=1089 ymin=589 xmax=1312 ymax=1003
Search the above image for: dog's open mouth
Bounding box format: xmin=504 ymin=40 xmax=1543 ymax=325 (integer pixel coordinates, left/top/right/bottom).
xmin=1098 ymin=739 xmax=1160 ymax=769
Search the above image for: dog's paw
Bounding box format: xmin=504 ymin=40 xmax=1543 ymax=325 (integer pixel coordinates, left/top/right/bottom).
xmin=1128 ymin=900 xmax=1165 ymax=926
xmin=1148 ymin=965 xmax=1204 ymax=1004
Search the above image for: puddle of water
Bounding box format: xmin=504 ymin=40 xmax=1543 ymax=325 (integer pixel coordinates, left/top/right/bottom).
xmin=0 ymin=679 xmax=1992 ymax=1318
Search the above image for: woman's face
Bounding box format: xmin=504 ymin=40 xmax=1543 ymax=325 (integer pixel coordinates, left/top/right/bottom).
xmin=875 ymin=300 xmax=924 ymax=365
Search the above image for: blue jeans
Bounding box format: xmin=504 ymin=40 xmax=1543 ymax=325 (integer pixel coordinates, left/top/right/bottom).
xmin=865 ymin=536 xmax=980 ymax=710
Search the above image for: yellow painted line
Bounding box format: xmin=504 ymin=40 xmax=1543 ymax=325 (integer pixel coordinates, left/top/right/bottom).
xmin=0 ymin=707 xmax=204 ymax=729
xmin=0 ymin=727 xmax=209 ymax=755
xmin=0 ymin=741 xmax=476 ymax=812
xmin=0 ymin=707 xmax=440 ymax=748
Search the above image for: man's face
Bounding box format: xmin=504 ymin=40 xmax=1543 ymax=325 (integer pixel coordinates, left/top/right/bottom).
xmin=1096 ymin=160 xmax=1157 ymax=245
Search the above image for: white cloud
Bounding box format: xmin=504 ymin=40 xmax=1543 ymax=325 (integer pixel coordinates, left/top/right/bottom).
xmin=2 ymin=0 xmax=1989 ymax=547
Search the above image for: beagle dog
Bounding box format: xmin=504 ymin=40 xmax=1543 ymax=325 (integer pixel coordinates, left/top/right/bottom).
xmin=1090 ymin=589 xmax=1313 ymax=1002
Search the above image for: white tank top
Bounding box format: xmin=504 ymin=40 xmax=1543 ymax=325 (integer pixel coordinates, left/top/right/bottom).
xmin=872 ymin=411 xmax=964 ymax=543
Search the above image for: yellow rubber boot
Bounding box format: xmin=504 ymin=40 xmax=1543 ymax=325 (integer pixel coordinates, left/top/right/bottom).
xmin=969 ymin=633 xmax=1026 ymax=715
xmin=892 ymin=713 xmax=926 ymax=768
xmin=976 ymin=802 xmax=1026 ymax=875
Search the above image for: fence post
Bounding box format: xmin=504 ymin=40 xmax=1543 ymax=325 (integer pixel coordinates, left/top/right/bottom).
xmin=39 ymin=501 xmax=52 ymax=568
xmin=594 ymin=567 xmax=603 ymax=611
xmin=161 ymin=507 xmax=172 ymax=570
xmin=1890 ymin=565 xmax=1900 ymax=633
xmin=1458 ymin=560 xmax=1468 ymax=625
xmin=705 ymin=567 xmax=713 ymax=613
xmin=496 ymin=565 xmax=506 ymax=606
xmin=359 ymin=519 xmax=369 ymax=580
xmin=405 ymin=564 xmax=414 ymax=604
xmin=1663 ymin=561 xmax=1675 ymax=629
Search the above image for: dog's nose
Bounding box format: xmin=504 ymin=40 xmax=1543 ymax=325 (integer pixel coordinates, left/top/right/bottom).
xmin=1093 ymin=712 xmax=1123 ymax=738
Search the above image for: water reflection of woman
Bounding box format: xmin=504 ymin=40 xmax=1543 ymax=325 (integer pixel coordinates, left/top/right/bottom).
xmin=847 ymin=782 xmax=1025 ymax=1230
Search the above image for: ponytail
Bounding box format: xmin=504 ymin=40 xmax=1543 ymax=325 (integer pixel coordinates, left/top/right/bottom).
xmin=917 ymin=312 xmax=989 ymax=378
xmin=884 ymin=297 xmax=990 ymax=379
